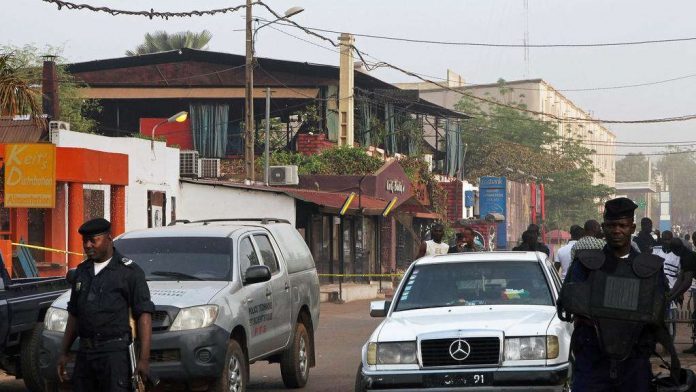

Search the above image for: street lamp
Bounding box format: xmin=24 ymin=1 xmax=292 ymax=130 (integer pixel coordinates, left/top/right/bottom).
xmin=151 ymin=111 xmax=188 ymax=150
xmin=244 ymin=4 xmax=304 ymax=182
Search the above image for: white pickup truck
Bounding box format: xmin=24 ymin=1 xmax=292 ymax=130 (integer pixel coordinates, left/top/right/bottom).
xmin=356 ymin=251 xmax=572 ymax=391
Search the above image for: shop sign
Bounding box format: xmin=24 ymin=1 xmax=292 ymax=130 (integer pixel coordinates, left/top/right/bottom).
xmin=3 ymin=144 xmax=56 ymax=208
xmin=386 ymin=179 xmax=405 ymax=194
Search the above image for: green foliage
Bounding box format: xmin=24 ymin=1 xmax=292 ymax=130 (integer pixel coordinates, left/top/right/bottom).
xmin=266 ymin=146 xmax=383 ymax=176
xmin=398 ymin=155 xmax=449 ymax=222
xmin=616 ymin=153 xmax=650 ymax=182
xmin=1 ymin=44 xmax=101 ymax=133
xmin=126 ymin=30 xmax=212 ymax=56
xmin=0 ymin=53 xmax=43 ymax=120
xmin=656 ymin=147 xmax=696 ymax=226
xmin=454 ymin=80 xmax=614 ymax=229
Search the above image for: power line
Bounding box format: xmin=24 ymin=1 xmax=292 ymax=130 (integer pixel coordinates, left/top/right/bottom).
xmin=41 ymin=0 xmax=247 ymax=19
xmin=269 ymin=20 xmax=696 ymax=49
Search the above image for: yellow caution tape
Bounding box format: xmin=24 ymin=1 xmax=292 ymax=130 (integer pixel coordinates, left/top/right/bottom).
xmin=318 ymin=273 xmax=403 ymax=278
xmin=12 ymin=242 xmax=84 ymax=257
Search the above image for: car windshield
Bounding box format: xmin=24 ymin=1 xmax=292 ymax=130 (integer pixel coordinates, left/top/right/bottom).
xmin=115 ymin=237 xmax=232 ymax=281
xmin=395 ymin=261 xmax=553 ymax=311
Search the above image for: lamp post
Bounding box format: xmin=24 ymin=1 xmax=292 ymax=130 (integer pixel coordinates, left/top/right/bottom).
xmin=151 ymin=111 xmax=188 ymax=150
xmin=244 ymin=4 xmax=304 ymax=182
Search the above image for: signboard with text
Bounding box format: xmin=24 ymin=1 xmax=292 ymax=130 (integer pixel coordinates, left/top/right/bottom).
xmin=479 ymin=176 xmax=507 ymax=249
xmin=3 ymin=144 xmax=56 ymax=208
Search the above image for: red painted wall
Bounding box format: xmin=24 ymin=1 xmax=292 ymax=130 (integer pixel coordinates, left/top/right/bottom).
xmin=140 ymin=118 xmax=193 ymax=150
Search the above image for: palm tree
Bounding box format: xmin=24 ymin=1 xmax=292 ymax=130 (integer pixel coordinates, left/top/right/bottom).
xmin=0 ymin=53 xmax=43 ymax=121
xmin=126 ymin=30 xmax=213 ymax=56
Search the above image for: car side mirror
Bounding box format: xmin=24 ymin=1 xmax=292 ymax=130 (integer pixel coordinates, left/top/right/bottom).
xmin=370 ymin=300 xmax=391 ymax=317
xmin=66 ymin=269 xmax=77 ymax=285
xmin=244 ymin=265 xmax=271 ymax=285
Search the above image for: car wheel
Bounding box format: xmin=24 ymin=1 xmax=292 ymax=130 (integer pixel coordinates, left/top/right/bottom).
xmin=21 ymin=322 xmax=46 ymax=392
xmin=280 ymin=323 xmax=310 ymax=388
xmin=210 ymin=339 xmax=247 ymax=392
xmin=354 ymin=363 xmax=367 ymax=392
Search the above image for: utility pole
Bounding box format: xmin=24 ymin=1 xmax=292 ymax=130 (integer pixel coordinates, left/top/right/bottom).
xmin=265 ymin=87 xmax=271 ymax=186
xmin=244 ymin=0 xmax=255 ymax=182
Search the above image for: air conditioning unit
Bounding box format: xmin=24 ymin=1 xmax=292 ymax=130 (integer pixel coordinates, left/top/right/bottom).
xmin=48 ymin=121 xmax=70 ymax=144
xmin=180 ymin=150 xmax=201 ymax=178
xmin=199 ymin=158 xmax=221 ymax=178
xmin=269 ymin=165 xmax=299 ymax=186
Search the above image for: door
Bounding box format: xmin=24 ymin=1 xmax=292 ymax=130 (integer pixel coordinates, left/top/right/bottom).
xmin=238 ymin=235 xmax=273 ymax=359
xmin=253 ymin=233 xmax=292 ymax=351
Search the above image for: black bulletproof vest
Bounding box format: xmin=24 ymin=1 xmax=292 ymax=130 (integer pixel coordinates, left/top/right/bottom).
xmin=560 ymin=249 xmax=665 ymax=360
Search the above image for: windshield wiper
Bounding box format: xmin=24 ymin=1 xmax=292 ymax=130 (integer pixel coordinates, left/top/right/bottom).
xmin=149 ymin=271 xmax=204 ymax=281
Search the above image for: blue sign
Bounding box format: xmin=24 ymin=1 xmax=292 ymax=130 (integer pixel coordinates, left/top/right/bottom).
xmin=464 ymin=191 xmax=474 ymax=208
xmin=479 ymin=177 xmax=507 ymax=249
xmin=659 ymin=220 xmax=671 ymax=232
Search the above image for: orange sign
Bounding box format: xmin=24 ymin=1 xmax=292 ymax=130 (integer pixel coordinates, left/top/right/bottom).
xmin=4 ymin=144 xmax=56 ymax=208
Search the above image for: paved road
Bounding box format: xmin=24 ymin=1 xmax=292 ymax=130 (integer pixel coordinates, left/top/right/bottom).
xmin=0 ymin=299 xmax=381 ymax=392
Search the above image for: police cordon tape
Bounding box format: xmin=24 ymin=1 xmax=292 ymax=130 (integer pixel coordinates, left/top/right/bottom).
xmin=12 ymin=242 xmax=84 ymax=257
xmin=318 ymin=273 xmax=403 ymax=278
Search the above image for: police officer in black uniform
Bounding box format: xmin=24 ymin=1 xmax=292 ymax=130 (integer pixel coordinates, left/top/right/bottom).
xmin=559 ymin=197 xmax=680 ymax=392
xmin=57 ymin=218 xmax=155 ymax=391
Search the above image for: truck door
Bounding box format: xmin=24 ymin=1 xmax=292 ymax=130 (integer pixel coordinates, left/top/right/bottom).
xmin=238 ymin=235 xmax=274 ymax=359
xmin=252 ymin=233 xmax=292 ymax=351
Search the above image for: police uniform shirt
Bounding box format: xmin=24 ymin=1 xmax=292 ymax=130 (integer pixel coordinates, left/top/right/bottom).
xmin=67 ymin=249 xmax=155 ymax=341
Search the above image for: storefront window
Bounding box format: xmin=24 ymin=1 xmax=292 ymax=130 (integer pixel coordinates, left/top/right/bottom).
xmin=27 ymin=209 xmax=46 ymax=263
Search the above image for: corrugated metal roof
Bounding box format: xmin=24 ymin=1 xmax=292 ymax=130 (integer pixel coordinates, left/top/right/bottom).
xmin=0 ymin=118 xmax=46 ymax=143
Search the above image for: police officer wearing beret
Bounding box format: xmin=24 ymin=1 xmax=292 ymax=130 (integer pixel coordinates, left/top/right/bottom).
xmin=57 ymin=218 xmax=155 ymax=391
xmin=558 ymin=197 xmax=680 ymax=391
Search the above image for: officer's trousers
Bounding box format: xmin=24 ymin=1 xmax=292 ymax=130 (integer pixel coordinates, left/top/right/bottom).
xmin=73 ymin=348 xmax=131 ymax=392
xmin=571 ymin=326 xmax=652 ymax=392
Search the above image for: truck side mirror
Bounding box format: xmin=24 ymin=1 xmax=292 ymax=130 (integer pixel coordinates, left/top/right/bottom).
xmin=66 ymin=269 xmax=77 ymax=285
xmin=370 ymin=300 xmax=391 ymax=317
xmin=244 ymin=265 xmax=271 ymax=285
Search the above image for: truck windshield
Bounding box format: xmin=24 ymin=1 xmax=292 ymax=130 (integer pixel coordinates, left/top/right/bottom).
xmin=395 ymin=261 xmax=552 ymax=311
xmin=115 ymin=237 xmax=232 ymax=281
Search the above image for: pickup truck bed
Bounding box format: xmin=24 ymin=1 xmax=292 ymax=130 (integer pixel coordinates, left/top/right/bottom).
xmin=1 ymin=275 xmax=69 ymax=392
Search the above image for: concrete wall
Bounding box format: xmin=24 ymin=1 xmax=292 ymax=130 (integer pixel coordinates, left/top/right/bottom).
xmin=178 ymin=181 xmax=296 ymax=226
xmin=54 ymin=129 xmax=180 ymax=231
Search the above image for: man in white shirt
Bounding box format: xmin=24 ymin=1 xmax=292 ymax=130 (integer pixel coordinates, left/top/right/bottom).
xmin=554 ymin=225 xmax=584 ymax=280
xmin=416 ymin=223 xmax=449 ymax=258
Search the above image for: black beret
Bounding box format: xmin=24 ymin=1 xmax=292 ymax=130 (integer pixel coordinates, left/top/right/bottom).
xmin=603 ymin=197 xmax=638 ymax=220
xmin=78 ymin=218 xmax=111 ymax=237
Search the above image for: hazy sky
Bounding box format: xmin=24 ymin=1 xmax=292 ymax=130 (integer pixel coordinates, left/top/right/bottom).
xmin=3 ymin=0 xmax=696 ymax=156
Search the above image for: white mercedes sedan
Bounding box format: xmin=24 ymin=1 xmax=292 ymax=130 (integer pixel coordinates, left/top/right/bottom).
xmin=356 ymin=252 xmax=572 ymax=391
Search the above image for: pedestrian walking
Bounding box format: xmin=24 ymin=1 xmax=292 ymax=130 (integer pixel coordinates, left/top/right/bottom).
xmin=416 ymin=223 xmax=449 ymax=258
xmin=685 ymin=233 xmax=694 ymax=251
xmin=558 ymin=197 xmax=679 ymax=392
xmin=512 ymin=230 xmax=550 ymax=256
xmin=525 ymin=224 xmax=550 ymax=256
xmin=634 ymin=217 xmax=657 ymax=253
xmin=570 ymin=220 xmax=606 ymax=263
xmin=448 ymin=226 xmax=483 ymax=253
xmin=554 ymin=225 xmax=583 ymax=280
xmin=57 ymin=218 xmax=155 ymax=391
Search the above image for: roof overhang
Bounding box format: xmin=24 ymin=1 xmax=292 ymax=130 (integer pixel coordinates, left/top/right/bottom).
xmin=614 ymin=181 xmax=657 ymax=193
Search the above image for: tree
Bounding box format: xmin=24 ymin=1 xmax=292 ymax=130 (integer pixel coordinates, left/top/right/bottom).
xmin=0 ymin=53 xmax=43 ymax=120
xmin=616 ymin=153 xmax=650 ymax=182
xmin=454 ymin=80 xmax=614 ymax=229
xmin=126 ymin=30 xmax=213 ymax=56
xmin=656 ymin=147 xmax=696 ymax=227
xmin=0 ymin=45 xmax=101 ymax=132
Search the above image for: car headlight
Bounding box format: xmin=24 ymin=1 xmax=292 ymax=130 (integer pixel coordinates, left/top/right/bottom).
xmin=504 ymin=336 xmax=558 ymax=360
xmin=170 ymin=305 xmax=219 ymax=331
xmin=367 ymin=342 xmax=417 ymax=365
xmin=45 ymin=307 xmax=69 ymax=332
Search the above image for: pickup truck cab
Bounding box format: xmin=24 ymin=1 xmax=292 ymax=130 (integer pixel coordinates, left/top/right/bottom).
xmin=40 ymin=218 xmax=320 ymax=392
xmin=356 ymin=251 xmax=572 ymax=391
xmin=0 ymin=258 xmax=69 ymax=392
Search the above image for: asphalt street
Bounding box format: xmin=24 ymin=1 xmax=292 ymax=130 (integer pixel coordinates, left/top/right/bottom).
xmin=0 ymin=299 xmax=382 ymax=392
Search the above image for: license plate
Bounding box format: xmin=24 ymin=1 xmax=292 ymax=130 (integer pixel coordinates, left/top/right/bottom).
xmin=424 ymin=372 xmax=492 ymax=388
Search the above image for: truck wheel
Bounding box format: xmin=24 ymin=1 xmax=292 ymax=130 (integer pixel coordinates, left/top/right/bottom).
xmin=20 ymin=322 xmax=46 ymax=392
xmin=210 ymin=339 xmax=247 ymax=392
xmin=280 ymin=323 xmax=310 ymax=388
xmin=354 ymin=363 xmax=367 ymax=392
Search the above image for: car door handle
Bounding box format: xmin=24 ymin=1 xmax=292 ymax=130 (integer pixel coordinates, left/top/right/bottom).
xmin=266 ymin=289 xmax=272 ymax=298
xmin=284 ymin=282 xmax=290 ymax=291
xmin=246 ymin=298 xmax=254 ymax=304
